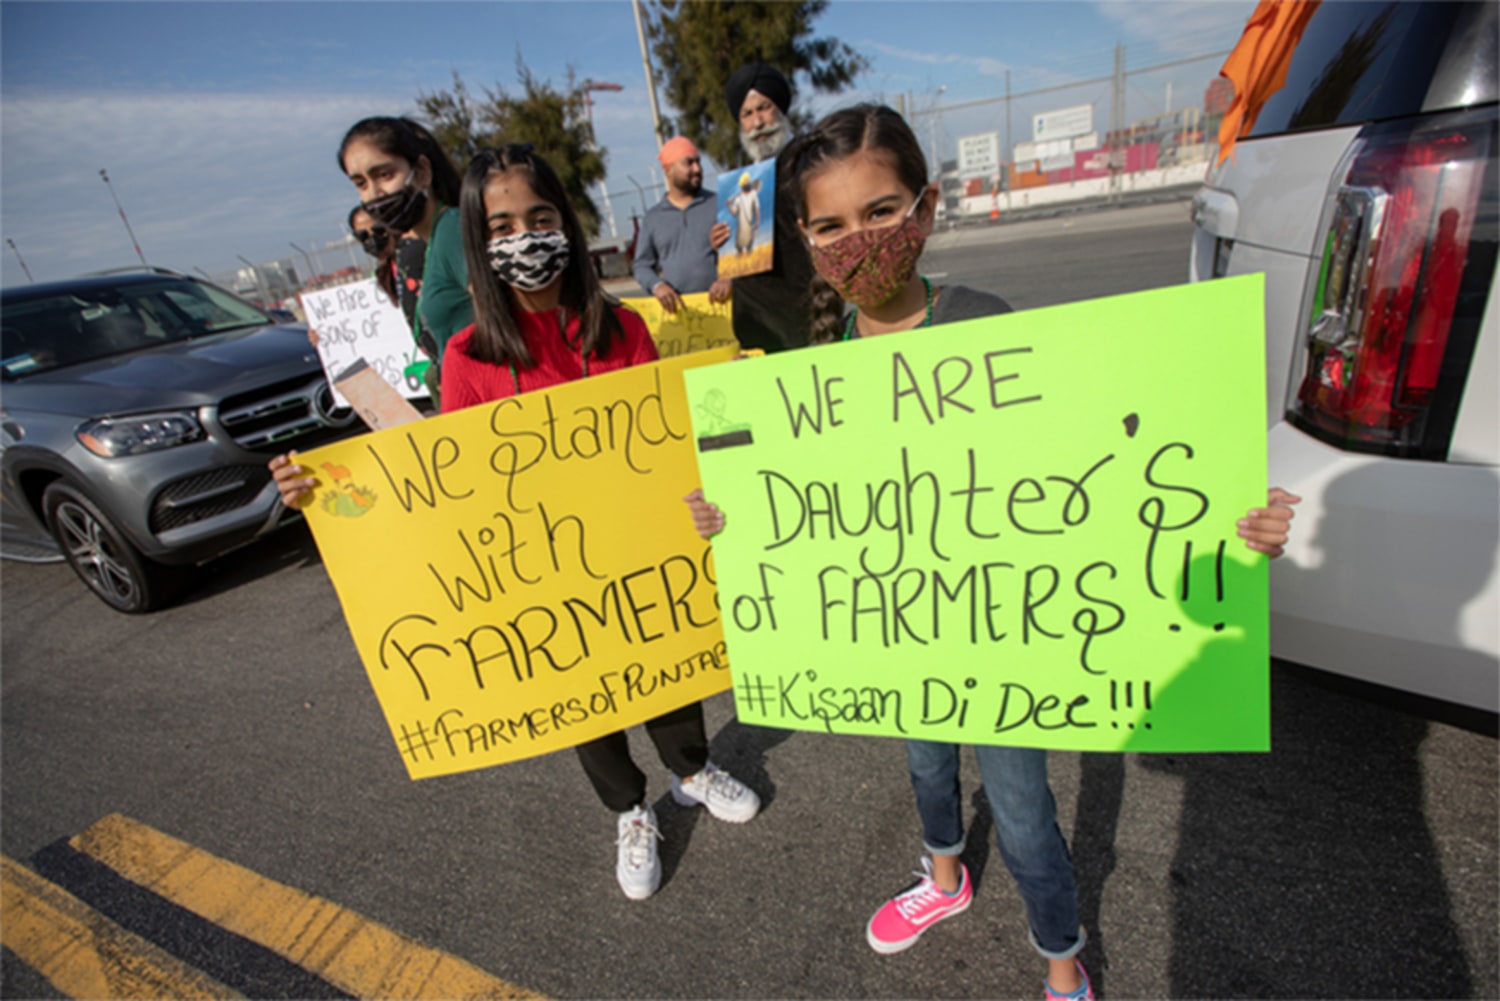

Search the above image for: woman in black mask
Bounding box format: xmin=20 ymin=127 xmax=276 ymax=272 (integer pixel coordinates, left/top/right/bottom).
xmin=339 ymin=116 xmax=471 ymax=403
xmin=350 ymin=203 xmax=427 ymax=347
xmin=348 ymin=204 xmax=399 ymax=308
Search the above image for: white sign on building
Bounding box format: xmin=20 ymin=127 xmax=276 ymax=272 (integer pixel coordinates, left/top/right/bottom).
xmin=1034 ymin=104 xmax=1094 ymax=141
xmin=1016 ymin=129 xmax=1106 ymax=172
xmin=957 ymin=132 xmax=1001 ymax=177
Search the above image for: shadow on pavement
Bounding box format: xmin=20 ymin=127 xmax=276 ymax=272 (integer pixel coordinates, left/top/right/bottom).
xmin=173 ymin=523 xmax=326 ymax=607
xmin=653 ymin=715 xmax=793 ymax=890
xmin=1140 ymin=665 xmax=1471 ymax=998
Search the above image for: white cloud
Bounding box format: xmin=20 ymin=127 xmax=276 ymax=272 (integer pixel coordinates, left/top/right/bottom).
xmin=861 ymin=40 xmax=1013 ymax=83
xmin=2 ymin=89 xmax=412 ymax=285
xmin=1 ymin=83 xmax=681 ymax=285
xmin=1092 ymin=0 xmax=1252 ymax=57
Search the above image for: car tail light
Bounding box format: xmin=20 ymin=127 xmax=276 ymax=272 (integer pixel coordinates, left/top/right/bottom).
xmin=1289 ymin=109 xmax=1497 ymax=459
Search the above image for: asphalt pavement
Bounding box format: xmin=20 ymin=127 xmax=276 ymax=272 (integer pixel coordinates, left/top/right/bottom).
xmin=2 ymin=516 xmax=1495 ymax=1000
xmin=3 ymin=205 xmax=1495 ymax=999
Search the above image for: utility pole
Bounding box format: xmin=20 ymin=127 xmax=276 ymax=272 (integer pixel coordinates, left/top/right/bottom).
xmin=631 ymin=0 xmax=665 ymax=147
xmin=7 ymin=239 xmax=35 ymax=283
xmin=99 ymin=168 xmax=149 ymax=267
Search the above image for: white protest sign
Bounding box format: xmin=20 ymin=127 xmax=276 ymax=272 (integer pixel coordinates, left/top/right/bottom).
xmin=299 ymin=278 xmax=429 ymax=407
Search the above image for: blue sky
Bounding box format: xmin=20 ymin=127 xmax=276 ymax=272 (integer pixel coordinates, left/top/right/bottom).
xmin=0 ymin=0 xmax=1254 ymax=289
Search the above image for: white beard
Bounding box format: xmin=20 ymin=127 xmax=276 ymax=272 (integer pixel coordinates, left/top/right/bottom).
xmin=740 ymin=112 xmax=791 ymax=162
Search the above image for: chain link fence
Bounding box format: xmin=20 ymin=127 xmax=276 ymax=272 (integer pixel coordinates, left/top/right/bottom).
xmin=231 ymin=44 xmax=1235 ymax=304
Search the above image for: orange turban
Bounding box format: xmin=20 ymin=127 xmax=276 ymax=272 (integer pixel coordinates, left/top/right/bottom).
xmin=658 ymin=136 xmax=698 ymax=166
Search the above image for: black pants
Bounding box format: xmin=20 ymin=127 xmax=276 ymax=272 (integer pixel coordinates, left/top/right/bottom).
xmin=575 ymin=701 xmax=709 ymax=812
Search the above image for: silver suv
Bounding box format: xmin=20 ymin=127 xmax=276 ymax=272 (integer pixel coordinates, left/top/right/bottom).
xmin=1 ymin=270 xmax=360 ymax=612
xmin=1191 ymin=1 xmax=1498 ymax=712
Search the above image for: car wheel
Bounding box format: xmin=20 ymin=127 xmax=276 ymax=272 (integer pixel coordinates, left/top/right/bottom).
xmin=41 ymin=481 xmax=181 ymax=613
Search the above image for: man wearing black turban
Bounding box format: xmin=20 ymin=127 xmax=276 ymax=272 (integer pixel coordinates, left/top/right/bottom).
xmin=711 ymin=62 xmax=814 ymax=353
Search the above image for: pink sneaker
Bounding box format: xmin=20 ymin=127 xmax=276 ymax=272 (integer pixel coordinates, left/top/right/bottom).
xmin=1044 ymin=960 xmax=1094 ymax=1001
xmin=865 ymin=858 xmax=972 ymax=954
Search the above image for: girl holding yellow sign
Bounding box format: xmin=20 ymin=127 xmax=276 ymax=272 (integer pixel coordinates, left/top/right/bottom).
xmin=445 ymin=144 xmax=761 ymax=902
xmin=273 ymin=145 xmax=762 ymax=903
xmin=686 ymin=104 xmax=1300 ymax=1001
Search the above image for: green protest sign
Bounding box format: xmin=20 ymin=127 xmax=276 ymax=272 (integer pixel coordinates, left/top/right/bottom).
xmin=684 ymin=276 xmax=1269 ymax=752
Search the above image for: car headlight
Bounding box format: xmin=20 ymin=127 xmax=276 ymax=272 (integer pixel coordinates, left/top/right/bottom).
xmin=76 ymin=412 xmax=205 ymax=457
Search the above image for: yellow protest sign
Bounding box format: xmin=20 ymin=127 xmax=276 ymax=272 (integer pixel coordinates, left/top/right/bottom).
xmin=620 ymin=293 xmax=739 ymax=358
xmin=297 ymin=349 xmax=736 ymax=779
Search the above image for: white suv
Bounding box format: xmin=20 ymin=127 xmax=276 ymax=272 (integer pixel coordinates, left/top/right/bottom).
xmin=1190 ymin=1 xmax=1498 ymax=712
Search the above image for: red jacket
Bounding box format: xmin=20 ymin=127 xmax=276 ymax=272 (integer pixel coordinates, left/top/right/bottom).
xmin=441 ymin=304 xmax=659 ymax=413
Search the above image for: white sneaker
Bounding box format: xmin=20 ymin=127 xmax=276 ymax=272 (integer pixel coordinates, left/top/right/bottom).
xmin=615 ymin=804 xmax=660 ymax=900
xmin=671 ymin=762 xmax=760 ymax=823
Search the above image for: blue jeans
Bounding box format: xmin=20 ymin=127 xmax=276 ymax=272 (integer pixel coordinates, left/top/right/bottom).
xmin=905 ymin=739 xmax=1084 ymax=960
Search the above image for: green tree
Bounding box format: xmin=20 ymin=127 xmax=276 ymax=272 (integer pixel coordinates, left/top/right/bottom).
xmin=416 ymin=61 xmax=608 ymax=236
xmin=646 ymin=0 xmax=867 ymax=167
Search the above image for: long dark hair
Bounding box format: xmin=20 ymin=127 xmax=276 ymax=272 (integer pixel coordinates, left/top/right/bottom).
xmin=458 ymin=144 xmax=622 ymax=368
xmin=338 ymin=116 xmax=462 ymax=208
xmin=783 ymin=104 xmax=930 ymax=343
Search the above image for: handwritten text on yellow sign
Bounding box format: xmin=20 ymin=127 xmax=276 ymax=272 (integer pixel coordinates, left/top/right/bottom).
xmin=300 ymin=350 xmax=736 ymax=778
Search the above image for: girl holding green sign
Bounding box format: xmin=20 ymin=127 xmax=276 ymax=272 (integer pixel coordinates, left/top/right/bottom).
xmin=685 ymin=103 xmax=1299 ymax=1001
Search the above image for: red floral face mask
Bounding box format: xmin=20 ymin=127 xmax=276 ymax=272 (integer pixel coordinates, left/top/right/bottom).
xmin=807 ymin=197 xmax=926 ymax=308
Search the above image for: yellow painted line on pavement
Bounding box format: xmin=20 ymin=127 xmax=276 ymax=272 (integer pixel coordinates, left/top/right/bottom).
xmin=1 ymin=854 xmax=241 ymax=1000
xmin=70 ymin=814 xmax=546 ymax=1001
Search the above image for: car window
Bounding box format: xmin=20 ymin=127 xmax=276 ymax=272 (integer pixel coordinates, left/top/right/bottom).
xmin=1 ymin=278 xmax=269 ymax=378
xmin=1247 ymin=2 xmax=1469 ymax=138
xmin=156 ymin=282 xmax=266 ymax=332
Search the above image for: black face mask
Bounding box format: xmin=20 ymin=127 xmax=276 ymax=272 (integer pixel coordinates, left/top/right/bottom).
xmin=363 ymin=179 xmax=427 ymax=234
xmin=354 ymin=223 xmax=391 ymax=259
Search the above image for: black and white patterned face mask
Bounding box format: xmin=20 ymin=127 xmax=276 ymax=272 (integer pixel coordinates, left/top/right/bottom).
xmin=487 ymin=229 xmax=570 ymax=291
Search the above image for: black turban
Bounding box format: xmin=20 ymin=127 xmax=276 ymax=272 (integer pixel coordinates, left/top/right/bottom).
xmin=725 ymin=62 xmax=792 ymax=118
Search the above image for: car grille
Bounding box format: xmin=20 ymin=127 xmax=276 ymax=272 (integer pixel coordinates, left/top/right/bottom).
xmin=150 ymin=465 xmax=268 ymax=533
xmin=217 ymin=375 xmax=359 ymax=453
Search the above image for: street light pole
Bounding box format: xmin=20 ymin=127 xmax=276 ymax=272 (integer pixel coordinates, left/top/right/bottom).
xmin=289 ymin=242 xmax=317 ymax=287
xmin=7 ymin=239 xmax=35 ymax=283
xmin=929 ymin=86 xmax=947 ymax=181
xmin=235 ymin=255 xmax=270 ymax=307
xmin=626 ymin=175 xmax=650 ymax=216
xmin=99 ymin=169 xmax=149 ymax=268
